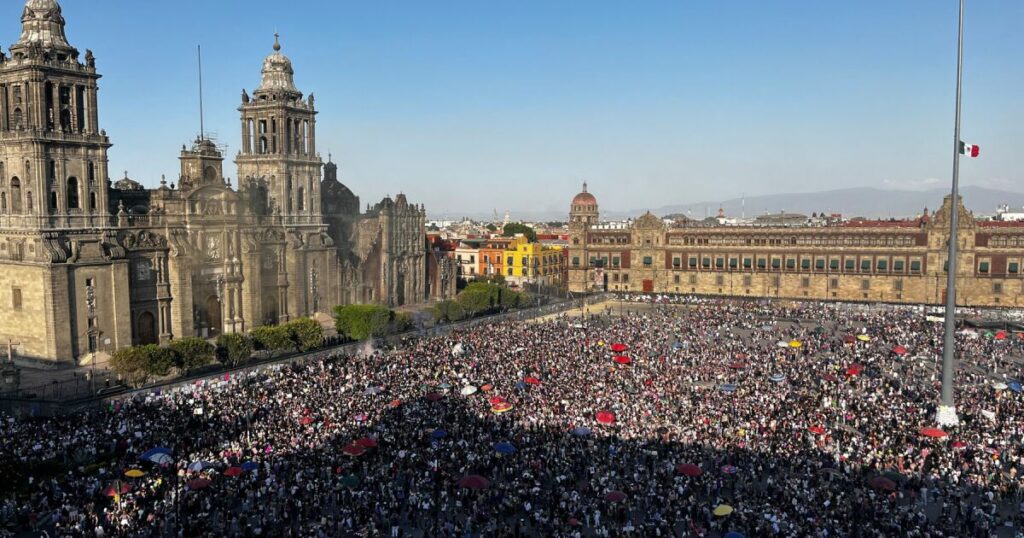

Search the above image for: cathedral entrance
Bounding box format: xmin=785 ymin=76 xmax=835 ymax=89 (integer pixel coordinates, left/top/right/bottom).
xmin=262 ymin=294 xmax=279 ymax=325
xmin=137 ymin=311 xmax=158 ymax=345
xmin=396 ymin=271 xmax=406 ymax=306
xmin=204 ymin=295 xmax=222 ymax=337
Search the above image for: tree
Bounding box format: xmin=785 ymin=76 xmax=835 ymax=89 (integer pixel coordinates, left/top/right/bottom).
xmin=168 ymin=337 xmax=215 ymax=371
xmin=391 ymin=312 xmax=413 ymax=334
xmin=485 ymin=223 xmax=498 ymax=232
xmin=216 ymin=333 xmax=253 ymax=367
xmin=141 ymin=344 xmax=179 ymax=377
xmin=251 ymin=325 xmax=293 ymax=352
xmin=457 ymin=285 xmax=495 ymax=317
xmin=432 ymin=300 xmax=466 ymax=323
xmin=109 ymin=347 xmax=149 ymax=387
xmin=502 ymin=223 xmax=536 ymax=242
xmin=287 ymin=318 xmax=324 ymax=352
xmin=333 ymin=304 xmax=392 ymax=341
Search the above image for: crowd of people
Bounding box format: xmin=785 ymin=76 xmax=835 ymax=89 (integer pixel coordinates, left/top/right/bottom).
xmin=2 ymin=297 xmax=1024 ymax=537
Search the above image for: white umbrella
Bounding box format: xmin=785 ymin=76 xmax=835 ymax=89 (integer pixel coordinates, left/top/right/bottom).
xmin=460 ymin=385 xmax=478 ymax=396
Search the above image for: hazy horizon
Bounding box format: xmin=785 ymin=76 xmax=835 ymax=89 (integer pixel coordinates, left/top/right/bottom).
xmin=13 ymin=1 xmax=1021 ymax=215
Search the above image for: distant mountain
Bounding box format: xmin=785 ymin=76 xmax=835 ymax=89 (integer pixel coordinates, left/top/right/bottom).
xmin=620 ymin=186 xmax=1024 ymax=221
xmin=428 ymin=186 xmax=1024 ymax=223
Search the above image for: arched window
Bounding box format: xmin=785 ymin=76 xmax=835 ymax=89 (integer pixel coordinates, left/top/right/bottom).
xmin=67 ymin=177 xmax=79 ymax=209
xmin=297 ymin=187 xmax=305 ymax=211
xmin=10 ymin=177 xmax=20 ymax=213
xmin=48 ymin=161 xmax=56 ymax=181
xmin=26 ymin=191 xmax=33 ymax=213
xmin=87 ymin=161 xmax=95 ymax=183
xmin=259 ymin=137 xmax=267 ymax=154
xmin=0 ymin=192 xmax=6 ymax=213
xmin=49 ymin=191 xmax=58 ymax=210
xmin=89 ymin=192 xmax=97 ymax=210
xmin=12 ymin=108 xmax=22 ymax=130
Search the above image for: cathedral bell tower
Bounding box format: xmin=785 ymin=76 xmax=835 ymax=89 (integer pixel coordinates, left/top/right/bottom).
xmin=235 ymin=35 xmax=321 ymax=224
xmin=0 ymin=0 xmax=111 ymax=230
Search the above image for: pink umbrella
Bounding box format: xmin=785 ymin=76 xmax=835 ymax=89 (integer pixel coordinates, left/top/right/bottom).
xmin=457 ymin=475 xmax=490 ymax=490
xmin=675 ymin=464 xmax=702 ymax=477
xmin=604 ymin=490 xmax=627 ymax=502
xmin=596 ymin=411 xmax=616 ymax=425
xmin=920 ymin=427 xmax=948 ymax=439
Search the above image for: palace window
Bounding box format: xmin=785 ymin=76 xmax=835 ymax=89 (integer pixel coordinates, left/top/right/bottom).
xmin=643 ymin=256 xmax=652 ymax=267
xmin=743 ymin=275 xmax=753 ymax=287
xmin=715 ymin=257 xmax=724 ymax=269
xmin=612 ymin=257 xmax=620 ymax=267
xmin=771 ymin=258 xmax=781 ymax=269
xmin=743 ymin=258 xmax=752 ymax=269
xmin=800 ymin=277 xmax=810 ymax=288
xmin=702 ymin=257 xmax=711 ymax=268
xmin=730 ymin=258 xmax=738 ymax=269
xmin=786 ymin=259 xmax=796 ymax=269
xmin=877 ymin=259 xmax=888 ymax=271
xmin=893 ymin=279 xmax=903 ymax=292
xmin=672 ymin=256 xmax=681 ymax=268
xmin=757 ymin=258 xmax=766 ymax=269
xmin=893 ymin=259 xmax=905 ymax=271
xmin=689 ymin=257 xmax=698 ymax=268
xmin=716 ymin=275 xmax=725 ymax=286
xmin=11 ymin=287 xmax=22 ymax=310
xmin=622 ymin=274 xmax=629 ymax=283
xmin=861 ymin=259 xmax=871 ymax=272
xmin=674 ymin=275 xmax=680 ymax=284
xmin=689 ymin=275 xmax=697 ymax=285
xmin=572 ymin=257 xmax=579 ymax=267
xmin=801 ymin=259 xmax=811 ymax=270
xmin=910 ymin=260 xmax=922 ymax=272
xmin=861 ymin=279 xmax=871 ymax=290
xmin=830 ymin=278 xmax=839 ymax=288
xmin=815 ymin=259 xmax=825 ymax=270
xmin=829 ymin=259 xmax=839 ymax=270
xmin=845 ymin=259 xmax=855 ymax=271
xmin=1009 ymin=262 xmax=1019 ymax=274
xmin=993 ymin=282 xmax=1003 ymax=295
xmin=978 ymin=261 xmax=990 ymax=274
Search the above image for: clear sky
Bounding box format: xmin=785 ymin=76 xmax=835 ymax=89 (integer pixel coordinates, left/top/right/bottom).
xmin=7 ymin=1 xmax=1021 ymax=217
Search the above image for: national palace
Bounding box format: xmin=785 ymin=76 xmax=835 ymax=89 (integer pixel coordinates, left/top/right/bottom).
xmin=568 ymin=184 xmax=1024 ymax=307
xmin=0 ymin=1 xmax=456 ymax=363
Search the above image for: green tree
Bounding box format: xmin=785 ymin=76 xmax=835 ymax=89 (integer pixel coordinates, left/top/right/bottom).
xmin=215 ymin=333 xmax=253 ymax=366
xmin=140 ymin=344 xmax=179 ymax=377
xmin=109 ymin=346 xmax=149 ymax=387
xmin=486 ymin=223 xmax=498 ymax=232
xmin=287 ymin=318 xmax=325 ymax=351
xmin=457 ymin=285 xmax=495 ymax=317
xmin=432 ymin=300 xmax=466 ymax=323
xmin=251 ymin=325 xmax=293 ymax=352
xmin=391 ymin=312 xmax=413 ymax=333
xmin=502 ymin=223 xmax=536 ymax=242
xmin=332 ymin=304 xmax=392 ymax=341
xmin=168 ymin=337 xmax=215 ymax=371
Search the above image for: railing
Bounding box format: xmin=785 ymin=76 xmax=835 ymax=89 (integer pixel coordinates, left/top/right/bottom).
xmin=0 ymin=293 xmax=609 ymax=414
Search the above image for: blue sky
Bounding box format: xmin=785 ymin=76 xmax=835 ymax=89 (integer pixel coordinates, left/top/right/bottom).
xmin=8 ymin=1 xmax=1022 ymax=217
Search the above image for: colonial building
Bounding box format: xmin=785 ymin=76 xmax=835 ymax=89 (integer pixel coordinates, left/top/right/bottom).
xmin=0 ymin=0 xmax=455 ymax=363
xmin=568 ymin=184 xmax=1024 ymax=307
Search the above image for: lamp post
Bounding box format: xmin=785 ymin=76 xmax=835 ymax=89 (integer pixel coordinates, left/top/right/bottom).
xmin=937 ymin=0 xmax=965 ymax=427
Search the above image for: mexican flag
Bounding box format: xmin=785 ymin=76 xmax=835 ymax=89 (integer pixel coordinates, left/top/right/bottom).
xmin=959 ymin=141 xmax=980 ymax=158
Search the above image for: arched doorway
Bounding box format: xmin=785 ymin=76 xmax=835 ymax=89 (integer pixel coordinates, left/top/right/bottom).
xmin=205 ymin=295 xmax=221 ymax=336
xmin=396 ymin=271 xmax=406 ymax=306
xmin=262 ymin=294 xmax=278 ymax=325
xmin=137 ymin=311 xmax=158 ymax=345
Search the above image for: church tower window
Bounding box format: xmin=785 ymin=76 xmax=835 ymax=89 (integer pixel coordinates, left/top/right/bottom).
xmin=67 ymin=177 xmax=80 ymax=209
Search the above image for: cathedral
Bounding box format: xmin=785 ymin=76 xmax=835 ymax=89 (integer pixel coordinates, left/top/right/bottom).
xmin=0 ymin=0 xmax=456 ymax=363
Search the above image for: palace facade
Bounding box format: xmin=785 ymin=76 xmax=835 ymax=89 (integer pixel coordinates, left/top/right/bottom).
xmin=568 ymin=184 xmax=1024 ymax=307
xmin=0 ymin=1 xmax=455 ymax=363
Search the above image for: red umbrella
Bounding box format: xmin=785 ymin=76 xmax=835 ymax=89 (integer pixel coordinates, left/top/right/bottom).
xmin=186 ymin=478 xmax=211 ymax=490
xmin=729 ymin=362 xmax=746 ymax=369
xmin=491 ymin=401 xmax=514 ymax=413
xmin=808 ymin=426 xmax=826 ymax=435
xmin=342 ymin=444 xmax=367 ymax=457
xmin=524 ymin=376 xmax=542 ymax=385
xmin=425 ymin=392 xmax=444 ymax=402
xmin=843 ymin=334 xmax=856 ymax=344
xmin=734 ymin=353 xmax=748 ymax=360
xmin=355 ymin=437 xmax=378 ymax=449
xmin=610 ymin=343 xmax=628 ymax=352
xmin=457 ymin=475 xmax=490 ymax=490
xmin=868 ymin=476 xmax=896 ymax=491
xmin=951 ymin=440 xmax=967 ymax=449
xmin=892 ymin=345 xmax=908 ymax=356
xmin=481 ymin=384 xmax=494 ymax=392
xmin=299 ymin=416 xmax=314 ymax=426
xmin=845 ymin=364 xmax=864 ymax=376
xmin=613 ymin=356 xmax=632 ymax=365
xmin=920 ymin=427 xmax=948 ymax=439
xmin=604 ymin=490 xmax=627 ymax=502
xmin=675 ymin=463 xmax=702 ymax=477
xmin=389 ymin=399 xmax=401 ymax=408
xmin=488 ymin=396 xmax=507 ymax=405
xmin=568 ymin=518 xmax=581 ymax=527
xmin=223 ymin=466 xmax=243 ymax=477
xmin=822 ymin=374 xmax=839 ymax=382
xmin=102 ymin=483 xmax=131 ymax=497
xmin=596 ymin=411 xmax=616 ymax=425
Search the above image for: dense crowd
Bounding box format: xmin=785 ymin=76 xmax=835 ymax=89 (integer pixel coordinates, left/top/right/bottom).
xmin=2 ymin=298 xmax=1024 ymax=537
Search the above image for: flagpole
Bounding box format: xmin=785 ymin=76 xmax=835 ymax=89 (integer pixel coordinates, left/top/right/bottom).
xmin=937 ymin=0 xmax=964 ymax=427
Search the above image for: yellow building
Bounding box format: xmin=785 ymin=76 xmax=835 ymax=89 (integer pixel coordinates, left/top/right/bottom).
xmin=504 ymin=236 xmax=565 ymax=288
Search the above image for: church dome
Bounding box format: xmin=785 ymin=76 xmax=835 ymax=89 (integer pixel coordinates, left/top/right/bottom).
xmin=15 ymin=0 xmax=74 ymax=53
xmin=571 ymin=182 xmax=597 ymax=208
xmin=256 ymin=34 xmax=300 ymax=96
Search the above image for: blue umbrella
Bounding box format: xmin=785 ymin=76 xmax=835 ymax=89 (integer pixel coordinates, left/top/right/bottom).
xmin=1009 ymin=381 xmax=1022 ymax=394
xmin=725 ymin=532 xmax=746 ymax=538
xmin=431 ymin=428 xmax=448 ymax=439
xmin=571 ymin=427 xmax=592 ymax=437
xmin=187 ymin=461 xmax=215 ymax=472
xmin=494 ymin=442 xmax=516 ymax=455
xmin=140 ymin=447 xmax=172 ymax=461
xmin=438 ymin=383 xmax=452 ymax=390
xmin=769 ymin=374 xmax=785 ymax=383
xmin=240 ymin=461 xmax=259 ymax=472
xmin=720 ymin=384 xmax=738 ymax=394
xmin=672 ymin=342 xmax=684 ymax=350
xmin=515 ymin=381 xmax=527 ymax=391
xmin=148 ymin=453 xmax=174 ymax=465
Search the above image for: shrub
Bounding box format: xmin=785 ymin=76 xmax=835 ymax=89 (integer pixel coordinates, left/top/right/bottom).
xmin=391 ymin=312 xmax=413 ymax=333
xmin=251 ymin=324 xmax=293 ymax=352
xmin=109 ymin=347 xmax=149 ymax=387
xmin=332 ymin=304 xmax=392 ymax=341
xmin=286 ymin=318 xmax=324 ymax=352
xmin=216 ymin=333 xmax=253 ymax=366
xmin=432 ymin=300 xmax=466 ymax=323
xmin=140 ymin=344 xmax=178 ymax=377
xmin=168 ymin=337 xmax=215 ymax=371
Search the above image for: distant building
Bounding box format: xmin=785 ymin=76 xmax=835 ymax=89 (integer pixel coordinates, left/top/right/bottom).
xmin=568 ymin=184 xmax=1024 ymax=307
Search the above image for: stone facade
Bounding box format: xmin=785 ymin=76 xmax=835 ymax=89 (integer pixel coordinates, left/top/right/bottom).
xmin=568 ymin=185 xmax=1024 ymax=308
xmin=0 ymin=1 xmax=454 ymax=363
